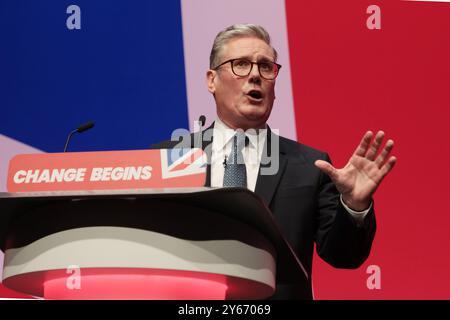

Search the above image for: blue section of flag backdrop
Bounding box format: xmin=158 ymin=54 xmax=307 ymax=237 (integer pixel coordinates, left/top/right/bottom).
xmin=0 ymin=0 xmax=189 ymax=152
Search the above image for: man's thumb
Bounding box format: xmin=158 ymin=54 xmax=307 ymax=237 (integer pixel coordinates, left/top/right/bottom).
xmin=314 ymin=160 xmax=337 ymax=180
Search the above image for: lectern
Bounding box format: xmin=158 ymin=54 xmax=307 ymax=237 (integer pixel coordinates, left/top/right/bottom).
xmin=0 ymin=188 xmax=308 ymax=299
xmin=0 ymin=150 xmax=308 ymax=299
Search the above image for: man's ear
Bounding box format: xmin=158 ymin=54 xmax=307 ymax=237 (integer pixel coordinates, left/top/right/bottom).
xmin=206 ymin=70 xmax=216 ymax=94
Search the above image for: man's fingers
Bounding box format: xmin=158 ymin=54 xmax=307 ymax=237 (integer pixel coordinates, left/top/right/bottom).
xmin=365 ymin=131 xmax=385 ymax=160
xmin=375 ymin=139 xmax=394 ymax=168
xmin=380 ymin=156 xmax=397 ymax=178
xmin=315 ymin=160 xmax=338 ymax=180
xmin=354 ymin=131 xmax=373 ymax=157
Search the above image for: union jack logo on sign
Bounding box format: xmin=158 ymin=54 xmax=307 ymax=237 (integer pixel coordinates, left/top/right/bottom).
xmin=160 ymin=148 xmax=207 ymax=179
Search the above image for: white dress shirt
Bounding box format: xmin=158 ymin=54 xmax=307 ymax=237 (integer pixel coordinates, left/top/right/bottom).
xmin=210 ymin=117 xmax=370 ymax=223
xmin=210 ymin=117 xmax=266 ymax=192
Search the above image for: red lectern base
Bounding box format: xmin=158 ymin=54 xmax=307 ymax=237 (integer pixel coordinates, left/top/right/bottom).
xmin=4 ymin=268 xmax=274 ymax=300
xmin=44 ymin=270 xmax=227 ymax=300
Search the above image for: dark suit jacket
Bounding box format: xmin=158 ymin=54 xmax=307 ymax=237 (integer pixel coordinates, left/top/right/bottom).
xmin=152 ymin=124 xmax=376 ymax=299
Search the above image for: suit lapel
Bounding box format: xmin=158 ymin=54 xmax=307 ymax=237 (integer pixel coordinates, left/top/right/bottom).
xmin=254 ymin=129 xmax=288 ymax=207
xmin=197 ymin=123 xmax=289 ymax=197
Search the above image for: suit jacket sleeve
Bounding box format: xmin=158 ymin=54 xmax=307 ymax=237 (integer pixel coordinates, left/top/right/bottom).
xmin=314 ymin=153 xmax=376 ymax=269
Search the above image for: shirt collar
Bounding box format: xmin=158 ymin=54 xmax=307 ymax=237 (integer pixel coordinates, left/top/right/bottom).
xmin=213 ymin=117 xmax=267 ymax=150
xmin=213 ymin=118 xmax=235 ymax=151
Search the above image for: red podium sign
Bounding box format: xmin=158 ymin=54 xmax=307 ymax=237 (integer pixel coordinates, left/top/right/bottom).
xmin=7 ymin=149 xmax=207 ymax=192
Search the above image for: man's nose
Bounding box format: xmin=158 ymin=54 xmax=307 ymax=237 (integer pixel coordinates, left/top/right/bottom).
xmin=248 ymin=63 xmax=261 ymax=84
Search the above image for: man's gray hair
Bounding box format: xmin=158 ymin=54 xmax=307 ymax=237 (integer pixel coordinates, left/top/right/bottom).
xmin=209 ymin=24 xmax=278 ymax=69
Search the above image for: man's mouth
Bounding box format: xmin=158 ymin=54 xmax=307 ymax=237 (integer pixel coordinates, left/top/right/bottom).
xmin=246 ymin=90 xmax=264 ymax=101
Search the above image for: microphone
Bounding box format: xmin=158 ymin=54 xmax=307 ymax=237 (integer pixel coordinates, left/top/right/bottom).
xmin=76 ymin=121 xmax=95 ymax=133
xmin=63 ymin=121 xmax=95 ymax=152
xmin=198 ymin=115 xmax=206 ymax=127
xmin=195 ymin=115 xmax=206 ymax=148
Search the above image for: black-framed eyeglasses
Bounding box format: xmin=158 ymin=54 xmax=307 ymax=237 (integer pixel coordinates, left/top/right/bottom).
xmin=214 ymin=58 xmax=282 ymax=80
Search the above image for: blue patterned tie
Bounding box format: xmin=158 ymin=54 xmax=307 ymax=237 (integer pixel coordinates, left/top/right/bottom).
xmin=223 ymin=132 xmax=247 ymax=188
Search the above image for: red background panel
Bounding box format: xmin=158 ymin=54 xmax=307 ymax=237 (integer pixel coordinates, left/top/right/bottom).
xmin=286 ymin=0 xmax=450 ymax=299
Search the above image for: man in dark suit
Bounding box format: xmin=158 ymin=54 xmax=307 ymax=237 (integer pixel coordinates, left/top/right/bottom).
xmin=154 ymin=24 xmax=396 ymax=299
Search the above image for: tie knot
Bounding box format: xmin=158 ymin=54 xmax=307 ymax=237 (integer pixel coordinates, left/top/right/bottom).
xmin=234 ymin=131 xmax=246 ymax=150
